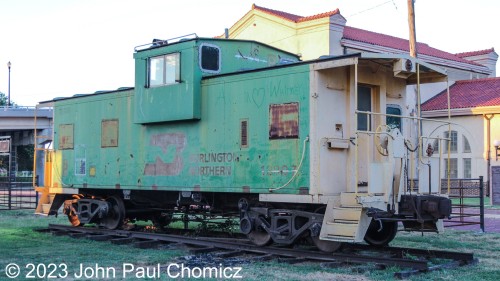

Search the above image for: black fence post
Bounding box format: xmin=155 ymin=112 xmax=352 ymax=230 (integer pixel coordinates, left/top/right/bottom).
xmin=8 ymin=180 xmax=12 ymax=210
xmin=479 ymin=176 xmax=485 ymax=232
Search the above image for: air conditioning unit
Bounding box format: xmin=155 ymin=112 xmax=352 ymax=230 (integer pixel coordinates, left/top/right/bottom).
xmin=393 ymin=58 xmax=416 ymax=79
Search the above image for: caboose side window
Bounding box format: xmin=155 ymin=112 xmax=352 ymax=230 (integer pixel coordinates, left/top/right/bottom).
xmin=199 ymin=43 xmax=221 ymax=73
xmin=148 ymin=53 xmax=180 ymax=87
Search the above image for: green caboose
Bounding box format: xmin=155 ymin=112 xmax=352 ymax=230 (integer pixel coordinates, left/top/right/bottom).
xmin=35 ymin=34 xmax=452 ymax=251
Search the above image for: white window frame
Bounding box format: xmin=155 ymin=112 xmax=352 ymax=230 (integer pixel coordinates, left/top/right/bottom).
xmin=148 ymin=52 xmax=180 ymax=87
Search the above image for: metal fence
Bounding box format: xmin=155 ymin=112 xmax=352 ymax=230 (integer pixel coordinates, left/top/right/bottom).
xmin=443 ymin=177 xmax=485 ymax=232
xmin=0 ymin=176 xmax=38 ymax=210
xmin=409 ymin=177 xmax=485 ymax=231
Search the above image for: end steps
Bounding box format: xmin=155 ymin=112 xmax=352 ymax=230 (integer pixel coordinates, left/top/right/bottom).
xmin=319 ymin=192 xmax=370 ymax=243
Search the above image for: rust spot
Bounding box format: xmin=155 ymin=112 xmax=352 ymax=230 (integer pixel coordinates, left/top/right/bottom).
xmin=242 ymin=186 xmax=250 ymax=193
xmin=269 ymin=103 xmax=299 ymax=139
xmin=193 ymin=185 xmax=201 ymax=192
xmin=299 ymin=187 xmax=309 ymax=195
xmin=115 ymin=184 xmax=121 ymax=189
xmin=59 ymin=124 xmax=74 ymax=149
xmin=101 ymin=119 xmax=119 ymax=148
xmin=152 ymin=185 xmax=158 ymax=190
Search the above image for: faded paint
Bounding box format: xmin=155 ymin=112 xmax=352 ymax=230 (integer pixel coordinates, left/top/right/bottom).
xmin=58 ymin=124 xmax=74 ymax=149
xmin=144 ymin=133 xmax=186 ymax=176
xmin=101 ymin=119 xmax=119 ymax=147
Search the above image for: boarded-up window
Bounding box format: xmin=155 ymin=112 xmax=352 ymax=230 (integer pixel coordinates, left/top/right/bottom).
xmin=269 ymin=103 xmax=299 ymax=139
xmin=59 ymin=124 xmax=74 ymax=150
xmin=101 ymin=119 xmax=119 ymax=148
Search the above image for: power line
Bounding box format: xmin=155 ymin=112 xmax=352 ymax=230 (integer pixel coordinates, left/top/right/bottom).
xmin=347 ymin=0 xmax=398 ymax=18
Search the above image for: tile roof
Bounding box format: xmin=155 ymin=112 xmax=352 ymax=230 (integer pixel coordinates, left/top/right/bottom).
xmin=342 ymin=26 xmax=483 ymax=66
xmin=252 ymin=4 xmax=339 ymax=23
xmin=455 ymin=48 xmax=495 ymax=58
xmin=421 ymin=77 xmax=500 ymax=111
xmin=250 ymin=4 xmax=483 ymax=67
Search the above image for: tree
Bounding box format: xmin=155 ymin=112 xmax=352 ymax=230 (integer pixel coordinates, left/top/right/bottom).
xmin=0 ymin=91 xmax=15 ymax=106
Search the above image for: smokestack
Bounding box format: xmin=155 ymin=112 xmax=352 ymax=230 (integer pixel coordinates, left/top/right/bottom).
xmin=225 ymin=28 xmax=229 ymax=39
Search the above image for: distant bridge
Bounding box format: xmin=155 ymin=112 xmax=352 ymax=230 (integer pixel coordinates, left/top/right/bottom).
xmin=0 ymin=106 xmax=53 ymax=146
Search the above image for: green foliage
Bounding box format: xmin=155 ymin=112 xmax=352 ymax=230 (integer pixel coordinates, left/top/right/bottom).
xmin=16 ymin=145 xmax=34 ymax=171
xmin=0 ymin=91 xmax=15 ymax=106
xmin=0 ymin=92 xmax=7 ymax=106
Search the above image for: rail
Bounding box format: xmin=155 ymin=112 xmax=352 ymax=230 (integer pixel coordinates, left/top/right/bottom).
xmin=44 ymin=224 xmax=476 ymax=278
xmin=134 ymin=33 xmax=198 ymax=52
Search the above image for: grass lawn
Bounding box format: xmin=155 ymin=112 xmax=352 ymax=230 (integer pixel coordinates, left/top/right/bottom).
xmin=1 ymin=210 xmax=499 ymax=281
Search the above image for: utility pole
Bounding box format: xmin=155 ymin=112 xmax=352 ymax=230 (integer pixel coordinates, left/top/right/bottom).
xmin=7 ymin=61 xmax=11 ymax=106
xmin=407 ymin=0 xmax=417 ymax=57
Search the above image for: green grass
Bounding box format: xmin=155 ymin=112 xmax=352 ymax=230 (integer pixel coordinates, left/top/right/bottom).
xmin=1 ymin=210 xmax=499 ymax=280
xmin=451 ymin=197 xmax=500 ymax=209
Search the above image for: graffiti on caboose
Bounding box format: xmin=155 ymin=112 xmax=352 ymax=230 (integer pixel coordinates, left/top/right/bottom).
xmin=246 ymin=81 xmax=303 ymax=108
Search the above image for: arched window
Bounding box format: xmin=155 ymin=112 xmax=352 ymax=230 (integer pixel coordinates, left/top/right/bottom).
xmin=444 ymin=130 xmax=457 ymax=153
xmin=463 ymin=135 xmax=471 ymax=153
xmin=433 ymin=139 xmax=439 ymax=153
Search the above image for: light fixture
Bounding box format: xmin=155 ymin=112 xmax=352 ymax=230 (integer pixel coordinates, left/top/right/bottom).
xmin=494 ymin=140 xmax=500 ymax=161
xmin=7 ymin=61 xmax=11 ymax=107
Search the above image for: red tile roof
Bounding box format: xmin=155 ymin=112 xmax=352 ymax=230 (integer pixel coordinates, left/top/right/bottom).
xmin=252 ymin=4 xmax=339 ymax=23
xmin=421 ymin=77 xmax=500 ymax=111
xmin=250 ymin=4 xmax=483 ymax=67
xmin=342 ymin=26 xmax=483 ymax=66
xmin=455 ymin=48 xmax=495 ymax=58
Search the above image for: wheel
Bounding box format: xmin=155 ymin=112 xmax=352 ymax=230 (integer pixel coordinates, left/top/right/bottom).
xmin=152 ymin=213 xmax=173 ymax=229
xmin=374 ymin=125 xmax=389 ymax=156
xmin=247 ymin=228 xmax=272 ymax=246
xmin=311 ymin=236 xmax=342 ymax=252
xmin=310 ymin=207 xmax=343 ymax=252
xmin=364 ymin=219 xmax=398 ymax=246
xmin=101 ymin=196 xmax=126 ymax=230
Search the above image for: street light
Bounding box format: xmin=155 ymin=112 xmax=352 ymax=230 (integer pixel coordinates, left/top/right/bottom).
xmin=7 ymin=61 xmax=11 ymax=107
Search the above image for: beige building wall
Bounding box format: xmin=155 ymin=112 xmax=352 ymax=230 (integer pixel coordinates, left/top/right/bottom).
xmin=421 ymin=113 xmax=500 ymax=182
xmin=227 ymin=10 xmax=346 ymax=61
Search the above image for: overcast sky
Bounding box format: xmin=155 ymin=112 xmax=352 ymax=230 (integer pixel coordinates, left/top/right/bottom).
xmin=0 ymin=0 xmax=498 ymax=106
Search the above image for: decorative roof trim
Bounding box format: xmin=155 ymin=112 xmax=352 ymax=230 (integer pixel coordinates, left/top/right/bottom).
xmin=252 ymin=4 xmax=340 ymax=23
xmin=456 ymin=48 xmax=496 ymax=58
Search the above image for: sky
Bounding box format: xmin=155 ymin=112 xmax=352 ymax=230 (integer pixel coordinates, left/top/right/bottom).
xmin=0 ymin=0 xmax=498 ymax=106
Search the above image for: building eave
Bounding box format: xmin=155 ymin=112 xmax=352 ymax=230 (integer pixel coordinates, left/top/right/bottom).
xmin=422 ymin=106 xmax=500 ymax=118
xmin=341 ymin=39 xmax=492 ymax=76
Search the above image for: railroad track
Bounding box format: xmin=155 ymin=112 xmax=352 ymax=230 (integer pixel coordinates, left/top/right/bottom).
xmin=40 ymin=224 xmax=477 ymax=279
